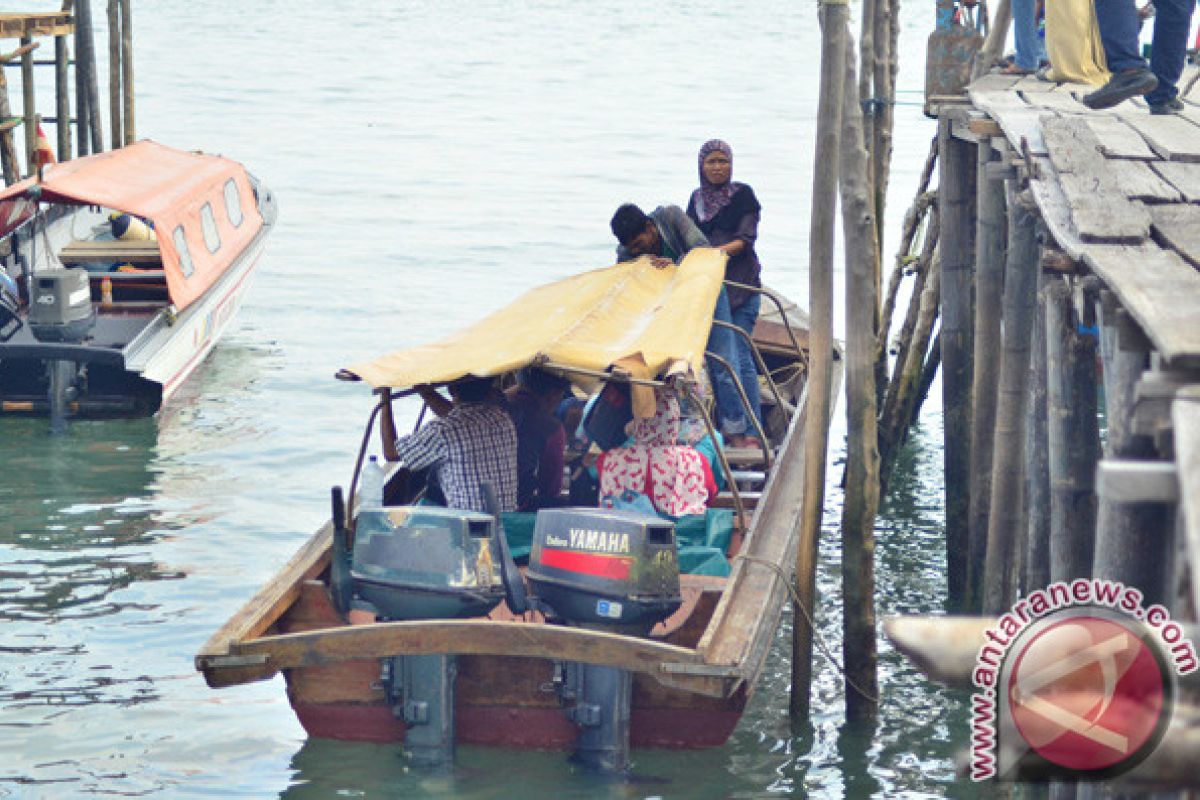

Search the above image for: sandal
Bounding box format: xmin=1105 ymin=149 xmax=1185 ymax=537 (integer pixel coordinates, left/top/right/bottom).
xmin=999 ymin=63 xmax=1033 ymax=76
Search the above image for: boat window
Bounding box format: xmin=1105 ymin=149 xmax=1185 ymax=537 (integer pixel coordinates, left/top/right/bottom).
xmin=173 ymin=225 xmax=195 ymax=277
xmin=200 ymin=203 xmax=221 ymax=254
xmin=223 ymin=178 xmax=244 ymax=228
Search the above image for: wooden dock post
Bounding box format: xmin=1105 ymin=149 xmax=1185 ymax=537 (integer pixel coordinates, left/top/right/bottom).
xmin=74 ymin=0 xmax=103 ymax=153
xmin=966 ymin=137 xmax=1007 ymax=610
xmin=937 ymin=117 xmax=976 ymax=609
xmin=839 ymin=35 xmax=880 ymax=722
xmin=74 ymin=0 xmax=91 ymax=156
xmin=982 ymin=192 xmax=1039 ymax=614
xmin=1045 ymin=278 xmax=1100 ymax=583
xmin=119 ymin=0 xmax=133 ymax=144
xmin=791 ymin=0 xmax=847 ymax=720
xmin=1023 ymin=270 xmax=1051 ymax=592
xmin=106 ymin=0 xmax=121 ymax=148
xmin=20 ymin=35 xmax=35 ymax=176
xmin=54 ymin=31 xmax=70 ymax=161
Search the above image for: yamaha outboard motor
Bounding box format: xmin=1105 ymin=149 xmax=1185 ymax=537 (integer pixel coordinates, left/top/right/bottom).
xmin=29 ymin=268 xmax=95 ymax=429
xmin=526 ymin=507 xmax=681 ymax=771
xmin=349 ymin=505 xmax=506 ymax=766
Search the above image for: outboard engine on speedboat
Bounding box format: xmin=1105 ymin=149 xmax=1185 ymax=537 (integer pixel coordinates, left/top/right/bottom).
xmin=526 ymin=507 xmax=681 ymax=772
xmin=29 ymin=268 xmax=96 ymax=429
xmin=346 ymin=501 xmax=508 ymax=766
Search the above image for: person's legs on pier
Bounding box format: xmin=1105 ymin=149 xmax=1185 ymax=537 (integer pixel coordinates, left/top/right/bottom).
xmin=1144 ymin=0 xmax=1196 ymax=113
xmin=1084 ymin=0 xmax=1159 ymax=109
xmin=1006 ymin=0 xmax=1041 ymax=73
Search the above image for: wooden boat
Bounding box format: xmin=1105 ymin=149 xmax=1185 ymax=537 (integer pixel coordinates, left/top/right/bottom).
xmin=0 ymin=140 xmax=276 ymax=419
xmin=196 ymin=251 xmax=838 ymax=752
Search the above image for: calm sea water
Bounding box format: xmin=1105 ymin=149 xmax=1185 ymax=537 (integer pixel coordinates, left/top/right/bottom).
xmin=1 ymin=2 xmax=976 ymax=797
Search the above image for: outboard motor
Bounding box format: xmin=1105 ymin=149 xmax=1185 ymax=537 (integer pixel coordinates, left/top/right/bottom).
xmin=349 ymin=505 xmax=506 ymax=766
xmin=526 ymin=507 xmax=681 ymax=772
xmin=29 ymin=268 xmax=95 ymax=429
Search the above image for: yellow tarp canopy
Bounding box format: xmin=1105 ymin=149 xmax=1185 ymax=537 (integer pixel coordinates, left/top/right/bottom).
xmin=346 ymin=248 xmax=727 ymax=390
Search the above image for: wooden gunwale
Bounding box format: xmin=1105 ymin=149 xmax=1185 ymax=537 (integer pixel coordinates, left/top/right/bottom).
xmin=197 ymin=302 xmax=819 ymax=702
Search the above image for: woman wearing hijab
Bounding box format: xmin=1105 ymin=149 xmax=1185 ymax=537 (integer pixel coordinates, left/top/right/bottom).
xmin=597 ymin=391 xmax=717 ymax=518
xmin=686 ymin=139 xmax=764 ymax=446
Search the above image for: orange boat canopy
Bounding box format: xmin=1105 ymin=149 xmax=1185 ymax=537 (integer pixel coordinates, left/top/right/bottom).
xmin=0 ymin=140 xmax=264 ymax=311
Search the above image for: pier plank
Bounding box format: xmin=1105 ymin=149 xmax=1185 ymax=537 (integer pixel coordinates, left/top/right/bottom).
xmin=969 ymin=74 xmax=1021 ymax=93
xmin=1152 ymin=161 xmax=1200 ymax=203
xmin=1041 ymin=116 xmax=1152 ymax=241
xmin=1085 ymin=116 xmax=1157 ymax=160
xmin=1121 ymin=113 xmax=1200 ymax=162
xmin=969 ymin=91 xmax=1048 ymax=155
xmin=1012 ymin=75 xmax=1055 ymax=93
xmin=1028 ymin=159 xmax=1085 ymax=259
xmin=1084 ymin=244 xmax=1200 ymax=364
xmin=1149 ymin=204 xmax=1200 ymax=268
xmin=1023 ymin=92 xmax=1085 ymax=114
xmin=1105 ymin=160 xmax=1183 ymax=203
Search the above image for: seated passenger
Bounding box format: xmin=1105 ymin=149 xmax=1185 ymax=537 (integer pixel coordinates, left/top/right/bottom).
xmin=504 ymin=367 xmax=570 ymax=511
xmin=388 ymin=377 xmax=518 ymax=513
xmin=596 ymin=390 xmax=717 ymax=518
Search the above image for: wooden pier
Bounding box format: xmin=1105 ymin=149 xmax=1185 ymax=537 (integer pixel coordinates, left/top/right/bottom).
xmin=889 ymin=62 xmax=1200 ymax=787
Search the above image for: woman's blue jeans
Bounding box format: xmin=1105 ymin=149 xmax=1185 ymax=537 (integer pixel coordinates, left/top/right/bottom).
xmin=730 ymin=292 xmax=763 ymax=430
xmin=705 ymin=288 xmax=762 ymax=437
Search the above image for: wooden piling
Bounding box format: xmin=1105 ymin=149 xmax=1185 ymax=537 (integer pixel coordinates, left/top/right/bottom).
xmin=982 ymin=191 xmax=1039 ymax=614
xmin=937 ymin=117 xmax=976 ymax=609
xmin=1045 ymin=278 xmax=1100 ymax=583
xmin=20 ymin=35 xmax=35 ymax=176
xmin=54 ymin=33 xmax=70 ymax=161
xmin=838 ymin=34 xmax=880 ymax=723
xmin=75 ymin=0 xmax=104 ymax=153
xmin=0 ymin=51 xmax=21 ymax=184
xmin=1023 ymin=272 xmax=1051 ymax=592
xmin=966 ymin=138 xmax=1007 ymax=610
xmin=791 ymin=0 xmax=847 ymax=721
xmin=119 ymin=0 xmax=133 ymax=144
xmin=107 ymin=0 xmax=121 ymax=148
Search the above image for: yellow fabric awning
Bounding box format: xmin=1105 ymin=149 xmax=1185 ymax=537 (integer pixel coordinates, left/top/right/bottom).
xmin=345 ymin=248 xmax=727 ymax=390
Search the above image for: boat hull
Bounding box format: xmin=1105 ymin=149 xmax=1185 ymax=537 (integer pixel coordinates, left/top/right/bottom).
xmin=277 ymin=576 xmax=747 ymax=749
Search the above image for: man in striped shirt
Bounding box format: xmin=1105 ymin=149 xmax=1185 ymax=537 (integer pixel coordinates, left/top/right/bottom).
xmin=387 ymin=377 xmax=518 ymax=513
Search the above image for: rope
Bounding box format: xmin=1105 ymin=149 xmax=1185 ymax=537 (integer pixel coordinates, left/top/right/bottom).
xmin=733 ymin=553 xmax=881 ymax=704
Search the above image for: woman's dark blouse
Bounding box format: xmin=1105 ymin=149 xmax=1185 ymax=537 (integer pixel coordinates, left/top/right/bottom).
xmin=686 ymin=184 xmax=762 ymax=310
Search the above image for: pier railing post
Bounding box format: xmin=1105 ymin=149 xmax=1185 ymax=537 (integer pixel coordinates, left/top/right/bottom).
xmin=937 ymin=116 xmax=976 ymax=609
xmin=791 ymin=0 xmax=847 ymax=721
xmin=1024 ymin=267 xmax=1050 ymax=592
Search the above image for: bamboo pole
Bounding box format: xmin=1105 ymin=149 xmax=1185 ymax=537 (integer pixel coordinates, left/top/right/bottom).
xmin=876 ymin=136 xmax=936 ymax=404
xmin=119 ymin=0 xmax=133 ymax=144
xmin=76 ymin=0 xmax=104 ymax=152
xmin=791 ymin=0 xmax=848 ymax=721
xmin=878 ymin=209 xmax=940 ymax=485
xmin=1045 ymin=279 xmax=1100 ymax=584
xmin=54 ymin=34 xmax=70 ymax=161
xmin=965 ymin=140 xmax=1007 ymax=610
xmin=838 ymin=33 xmax=880 ymax=723
xmin=74 ymin=0 xmax=90 ymax=157
xmin=0 ymin=54 xmax=20 ymax=183
xmin=1024 ymin=273 xmax=1051 ymax=592
xmin=982 ymin=191 xmax=1040 ymax=614
xmin=106 ymin=0 xmax=121 ymax=148
xmin=937 ymin=117 xmax=976 ymax=609
xmin=20 ymin=35 xmax=35 ymax=177
xmin=908 ymin=332 xmax=942 ymax=431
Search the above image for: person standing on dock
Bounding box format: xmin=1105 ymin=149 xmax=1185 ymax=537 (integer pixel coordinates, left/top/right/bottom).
xmin=1084 ymin=0 xmax=1194 ymax=112
xmin=686 ymin=139 xmax=765 ymax=436
xmin=610 ymin=203 xmax=757 ymax=448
